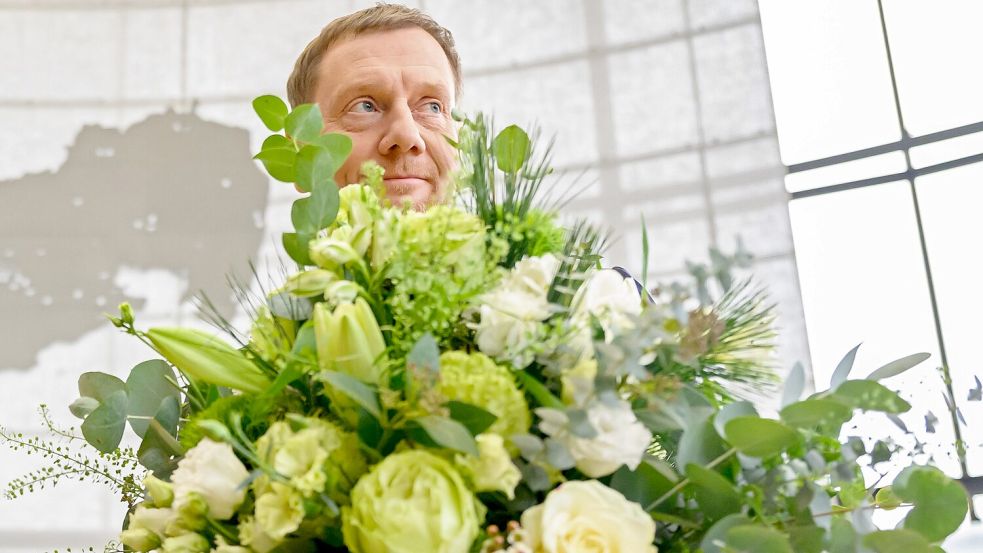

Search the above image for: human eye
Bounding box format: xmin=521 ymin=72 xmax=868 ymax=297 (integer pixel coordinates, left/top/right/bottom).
xmin=422 ymin=100 xmax=443 ymax=114
xmin=350 ymin=100 xmax=378 ymax=113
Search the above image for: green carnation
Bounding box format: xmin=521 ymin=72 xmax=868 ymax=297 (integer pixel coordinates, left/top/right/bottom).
xmin=438 ymin=351 xmax=531 ymax=438
xmin=342 ymin=450 xmax=484 ymax=553
xmin=255 ymin=417 xmax=367 ymax=500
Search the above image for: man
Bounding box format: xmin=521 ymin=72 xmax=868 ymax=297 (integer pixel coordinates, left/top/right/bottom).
xmin=286 ymin=4 xmax=461 ymax=210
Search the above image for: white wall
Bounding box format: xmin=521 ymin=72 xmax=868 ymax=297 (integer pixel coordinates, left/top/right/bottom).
xmin=0 ymin=0 xmax=805 ymax=549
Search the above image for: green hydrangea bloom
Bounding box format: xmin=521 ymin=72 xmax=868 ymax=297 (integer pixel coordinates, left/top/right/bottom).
xmin=438 ymin=351 xmax=530 ymax=438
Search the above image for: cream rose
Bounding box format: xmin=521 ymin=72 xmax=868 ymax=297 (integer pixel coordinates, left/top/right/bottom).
xmin=171 ymin=438 xmax=249 ymax=520
xmin=572 ymin=269 xmax=643 ymax=340
xmin=521 ymin=480 xmax=656 ymax=553
xmin=539 ymin=399 xmax=652 ymax=478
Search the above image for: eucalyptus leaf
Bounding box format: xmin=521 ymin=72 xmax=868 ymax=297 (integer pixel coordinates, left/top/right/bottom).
xmin=566 ymin=408 xmax=598 ymax=439
xmin=407 ymin=333 xmax=440 ymax=376
xmin=252 ymin=95 xmax=288 ymax=132
xmin=724 ymin=417 xmax=800 ymax=458
xmin=782 ymin=362 xmax=806 ymax=407
xmin=125 ymin=359 xmax=179 ymax=437
xmin=610 ymin=457 xmax=679 ymax=510
xmin=414 ymin=415 xmax=478 ymax=456
xmin=309 ymin=133 xmax=353 ymax=162
xmin=78 ymin=372 xmax=126 ymax=403
xmin=493 ymin=124 xmax=530 ymax=173
xmin=447 ymin=401 xmax=497 ymax=436
xmin=81 ymin=389 xmax=128 ymax=453
xmin=892 ymin=464 xmax=968 ymax=542
xmin=866 ymin=352 xmax=930 ymax=381
xmin=295 ymin=145 xmax=337 ymax=194
xmin=700 ymin=514 xmax=752 ymax=553
xmin=780 ymin=399 xmax=853 ymax=434
xmin=723 ymin=525 xmax=793 ymax=553
xmin=307 ymin=180 xmax=340 ymax=231
xmin=291 ymin=197 xmax=313 ymax=233
xmin=510 ymin=433 xmax=544 ymax=460
xmin=284 ymin=104 xmax=324 ymax=143
xmin=254 ymin=135 xmax=297 ymax=183
xmin=714 ymin=401 xmax=757 ymax=438
xmin=862 ymin=530 xmax=932 ymax=553
xmin=282 ymin=231 xmax=314 ymax=266
xmin=544 ymin=438 xmax=576 ymax=470
xmin=69 ymin=396 xmax=99 ymax=419
xmin=685 ymin=463 xmax=741 ymax=521
xmin=830 ymin=343 xmax=862 ymax=389
xmin=678 ymin=415 xmax=727 ymax=468
xmin=832 ymin=380 xmax=911 ymax=413
xmin=319 ymin=370 xmax=381 ymax=419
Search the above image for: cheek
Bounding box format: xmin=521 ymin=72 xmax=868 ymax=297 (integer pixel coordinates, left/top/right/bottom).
xmin=335 ymin=133 xmax=377 ymax=185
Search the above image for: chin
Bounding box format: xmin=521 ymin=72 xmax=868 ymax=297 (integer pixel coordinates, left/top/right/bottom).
xmin=384 ymin=181 xmax=438 ymax=211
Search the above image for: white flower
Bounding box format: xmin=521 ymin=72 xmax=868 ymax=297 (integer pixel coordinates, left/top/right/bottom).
xmin=171 ymin=438 xmax=250 ymax=520
xmin=572 ymin=269 xmax=643 ymax=339
xmin=456 ymin=433 xmax=522 ymax=499
xmin=521 ymin=480 xmax=657 ymax=553
xmin=539 ymin=399 xmax=652 ymax=478
xmin=507 ymin=254 xmax=560 ymax=296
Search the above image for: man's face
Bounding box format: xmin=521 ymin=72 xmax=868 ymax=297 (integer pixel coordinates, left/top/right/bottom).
xmin=313 ymin=27 xmax=458 ymax=209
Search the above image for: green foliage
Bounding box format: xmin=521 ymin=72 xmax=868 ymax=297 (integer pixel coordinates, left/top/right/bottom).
xmin=410 ymin=415 xmax=479 ymax=457
xmin=892 ymin=465 xmax=968 ymax=542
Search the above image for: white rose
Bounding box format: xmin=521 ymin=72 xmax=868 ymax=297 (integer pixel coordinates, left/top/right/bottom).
xmin=521 ymin=480 xmax=657 ymax=553
xmin=475 ymin=289 xmax=549 ymax=360
xmin=539 ymin=399 xmax=652 ymax=478
xmin=171 ymin=438 xmax=250 ymax=520
xmin=508 ymin=254 xmax=560 ymax=296
xmin=573 ymin=269 xmax=643 ymax=339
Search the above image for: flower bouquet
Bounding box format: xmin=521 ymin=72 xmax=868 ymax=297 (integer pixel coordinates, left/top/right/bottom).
xmin=2 ymin=96 xmax=969 ymax=553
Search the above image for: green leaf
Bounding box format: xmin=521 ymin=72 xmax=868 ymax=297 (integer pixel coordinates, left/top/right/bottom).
xmin=125 ymin=359 xmax=179 ymax=438
xmin=678 ymin=414 xmax=727 ymax=468
xmin=78 ymin=372 xmax=126 ymax=403
xmin=493 ymin=124 xmax=530 ymax=173
xmin=291 ymin=197 xmax=313 ymax=232
xmin=714 ymin=400 xmax=757 ymax=438
xmin=282 ymin=231 xmax=314 ymax=266
xmin=830 ymin=343 xmax=862 ymax=389
xmin=262 ymin=365 xmax=304 ymax=399
xmin=407 ymin=332 xmax=440 ymax=376
xmin=780 ymin=399 xmax=853 ymax=433
xmin=515 ymin=370 xmax=563 ymax=409
xmin=782 ymin=362 xmax=806 ymax=407
xmin=307 ymin=180 xmax=340 ymax=230
xmin=610 ymin=457 xmax=679 ymax=510
xmin=829 ymin=517 xmax=858 ymax=553
xmin=700 ymin=514 xmax=752 ymax=553
xmin=137 ymin=397 xmax=183 ymax=478
xmin=832 ymin=380 xmax=911 ymax=413
xmin=310 ymin=133 xmax=353 ymax=162
xmin=862 ymin=529 xmax=933 ymax=553
xmin=252 ymin=95 xmax=289 ymax=132
xmin=413 ymin=415 xmax=478 ymax=456
xmin=724 ymin=525 xmax=793 ymax=553
xmin=295 ymin=145 xmax=338 ymax=193
xmin=81 ymin=389 xmax=128 ymax=453
xmin=892 ymin=465 xmax=968 ymax=542
xmin=875 ymin=486 xmax=903 ymax=510
xmin=319 ymin=370 xmax=381 ymax=419
xmin=867 ymin=352 xmax=931 ymax=381
xmin=291 ymin=320 xmax=316 ymax=359
xmin=788 ymin=525 xmax=825 ymax=553
xmin=284 ymin=103 xmax=324 ymax=143
xmin=724 ymin=417 xmax=800 ymax=458
xmin=69 ymin=396 xmax=99 ymax=419
xmin=447 ymin=401 xmax=497 ymax=436
xmin=254 ymin=135 xmax=297 ymax=183
xmin=685 ymin=463 xmax=741 ymax=521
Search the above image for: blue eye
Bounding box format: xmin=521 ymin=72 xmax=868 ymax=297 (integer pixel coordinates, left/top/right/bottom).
xmin=352 ymin=100 xmax=377 ymax=113
xmin=426 ymin=101 xmax=442 ymax=114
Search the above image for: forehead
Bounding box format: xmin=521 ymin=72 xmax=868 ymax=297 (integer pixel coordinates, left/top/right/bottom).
xmin=315 ymin=27 xmax=456 ymax=103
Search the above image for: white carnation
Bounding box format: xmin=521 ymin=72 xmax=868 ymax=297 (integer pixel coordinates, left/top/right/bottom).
xmin=171 ymin=438 xmax=249 ymax=520
xmin=572 ymin=269 xmax=643 ymax=342
xmin=539 ymin=399 xmax=652 ymax=478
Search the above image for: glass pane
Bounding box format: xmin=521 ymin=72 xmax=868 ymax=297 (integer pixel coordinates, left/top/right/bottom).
xmin=916 ymin=162 xmax=983 ymax=475
xmin=789 ymin=181 xmax=958 ymax=475
xmin=785 ymin=151 xmax=907 ymax=193
xmin=882 ymin=0 xmax=983 ymax=135
xmin=758 ymin=0 xmax=900 ymax=164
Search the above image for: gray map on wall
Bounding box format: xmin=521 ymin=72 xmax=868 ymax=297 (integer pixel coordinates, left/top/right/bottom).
xmin=0 ymin=111 xmax=269 ymax=370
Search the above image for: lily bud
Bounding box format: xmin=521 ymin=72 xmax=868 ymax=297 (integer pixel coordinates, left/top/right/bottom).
xmin=323 ymin=280 xmax=360 ymax=305
xmin=309 ymin=237 xmax=360 ymax=269
xmin=120 ymin=528 xmax=161 ymax=552
xmin=282 ymin=269 xmax=336 ymax=297
xmin=147 ymin=327 xmax=271 ymax=394
xmin=313 ymin=298 xmax=386 ymax=384
xmin=143 ymin=474 xmax=174 ymax=508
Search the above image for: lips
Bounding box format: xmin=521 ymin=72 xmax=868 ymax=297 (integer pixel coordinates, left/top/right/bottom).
xmin=383 ymin=177 xmax=430 ymax=194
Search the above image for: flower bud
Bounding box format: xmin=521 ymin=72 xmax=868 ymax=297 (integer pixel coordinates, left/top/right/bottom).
xmin=120 ymin=528 xmax=161 ymax=552
xmin=161 ymin=532 xmax=210 ymax=553
xmin=168 ymin=492 xmax=209 ymax=533
xmin=143 ymin=474 xmax=174 ymax=508
xmin=323 ymin=280 xmax=360 ymax=305
xmin=309 ymin=237 xmax=360 ymax=269
xmin=282 ymin=269 xmax=336 ymax=297
xmin=147 ymin=327 xmax=271 ymax=394
xmin=313 ymin=298 xmax=386 ymax=384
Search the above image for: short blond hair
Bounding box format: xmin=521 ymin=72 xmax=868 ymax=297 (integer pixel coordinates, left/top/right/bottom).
xmin=286 ymin=3 xmax=462 ymax=108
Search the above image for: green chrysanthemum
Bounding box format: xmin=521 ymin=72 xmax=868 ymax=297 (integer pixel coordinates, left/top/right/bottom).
xmin=437 ymin=351 xmax=530 ymax=438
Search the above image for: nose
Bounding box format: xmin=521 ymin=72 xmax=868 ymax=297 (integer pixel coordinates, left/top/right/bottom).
xmin=378 ymin=104 xmax=426 ymax=156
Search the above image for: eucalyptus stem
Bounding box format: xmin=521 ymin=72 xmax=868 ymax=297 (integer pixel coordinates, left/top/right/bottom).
xmin=646 ymin=447 xmax=738 ymax=511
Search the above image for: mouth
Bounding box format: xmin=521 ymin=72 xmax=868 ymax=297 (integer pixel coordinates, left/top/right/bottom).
xmin=383 ymin=177 xmax=431 ymax=193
